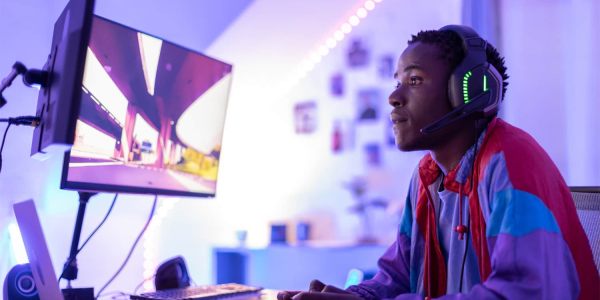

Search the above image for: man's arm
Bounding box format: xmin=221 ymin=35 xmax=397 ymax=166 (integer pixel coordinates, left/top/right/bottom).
xmin=346 ymin=190 xmax=415 ymax=299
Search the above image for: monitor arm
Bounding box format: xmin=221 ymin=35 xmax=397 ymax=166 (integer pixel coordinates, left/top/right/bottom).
xmin=0 ymin=61 xmax=48 ymax=109
xmin=62 ymin=191 xmax=96 ymax=285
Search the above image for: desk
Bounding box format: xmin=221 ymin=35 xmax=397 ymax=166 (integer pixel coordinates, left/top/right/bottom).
xmin=260 ymin=289 xmax=281 ymax=300
xmin=214 ymin=245 xmax=387 ymax=290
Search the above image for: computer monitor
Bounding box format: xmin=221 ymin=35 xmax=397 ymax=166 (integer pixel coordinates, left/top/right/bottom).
xmin=30 ymin=0 xmax=95 ymax=159
xmin=59 ymin=14 xmax=233 ymax=197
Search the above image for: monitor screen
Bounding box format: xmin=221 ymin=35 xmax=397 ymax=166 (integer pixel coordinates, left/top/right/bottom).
xmin=60 ymin=15 xmax=233 ymax=197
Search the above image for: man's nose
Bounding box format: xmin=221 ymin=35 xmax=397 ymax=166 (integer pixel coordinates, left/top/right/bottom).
xmin=388 ymin=88 xmax=405 ymax=108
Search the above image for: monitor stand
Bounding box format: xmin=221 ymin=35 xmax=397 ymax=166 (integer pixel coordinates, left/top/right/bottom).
xmin=61 ymin=191 xmax=96 ymax=300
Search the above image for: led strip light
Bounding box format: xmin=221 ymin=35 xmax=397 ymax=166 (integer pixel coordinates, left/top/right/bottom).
xmin=286 ymin=0 xmax=384 ymax=88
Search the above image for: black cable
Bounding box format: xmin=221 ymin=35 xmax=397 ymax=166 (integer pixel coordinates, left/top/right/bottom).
xmin=0 ymin=116 xmax=41 ymax=126
xmin=0 ymin=123 xmax=12 ymax=175
xmin=458 ymin=129 xmax=481 ymax=292
xmin=95 ymin=290 xmax=131 ymax=299
xmin=58 ymin=193 xmax=119 ymax=282
xmin=0 ymin=116 xmax=40 ymax=175
xmin=458 ymin=218 xmax=471 ymax=292
xmin=95 ymin=195 xmax=158 ymax=299
xmin=133 ymin=274 xmax=156 ymax=295
xmin=77 ymin=194 xmax=118 ymax=259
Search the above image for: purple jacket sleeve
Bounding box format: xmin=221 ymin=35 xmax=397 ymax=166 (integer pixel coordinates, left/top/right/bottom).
xmin=347 ymin=191 xmax=414 ymax=299
xmin=347 ymin=234 xmax=412 ymax=299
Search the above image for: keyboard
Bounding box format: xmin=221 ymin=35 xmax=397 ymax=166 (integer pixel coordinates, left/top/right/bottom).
xmin=130 ymin=283 xmax=263 ymax=300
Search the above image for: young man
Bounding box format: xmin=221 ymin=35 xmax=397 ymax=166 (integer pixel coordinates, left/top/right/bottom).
xmin=278 ymin=26 xmax=599 ymax=300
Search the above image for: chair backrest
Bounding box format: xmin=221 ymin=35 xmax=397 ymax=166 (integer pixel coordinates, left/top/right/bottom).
xmin=570 ymin=187 xmax=600 ymax=272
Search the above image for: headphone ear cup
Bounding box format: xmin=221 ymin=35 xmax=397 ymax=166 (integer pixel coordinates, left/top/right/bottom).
xmin=154 ymin=256 xmax=191 ymax=291
xmin=480 ymin=64 xmax=503 ymax=116
xmin=447 ymin=72 xmax=463 ymax=109
xmin=448 ymin=63 xmax=502 ymax=111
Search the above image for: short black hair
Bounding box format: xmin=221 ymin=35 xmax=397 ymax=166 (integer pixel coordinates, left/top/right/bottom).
xmin=408 ymin=29 xmax=509 ymax=100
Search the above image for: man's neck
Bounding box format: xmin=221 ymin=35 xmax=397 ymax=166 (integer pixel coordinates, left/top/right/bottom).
xmin=430 ymin=125 xmax=481 ymax=173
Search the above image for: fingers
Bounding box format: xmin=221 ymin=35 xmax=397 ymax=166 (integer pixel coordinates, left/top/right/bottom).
xmin=308 ymin=280 xmax=348 ymax=295
xmin=281 ymin=279 xmax=349 ymax=300
xmin=291 ymin=292 xmax=361 ymax=300
xmin=292 ymin=292 xmax=318 ymax=300
xmin=309 ymin=280 xmax=326 ymax=292
xmin=277 ymin=291 xmax=301 ymax=300
xmin=321 ymin=285 xmax=350 ymax=294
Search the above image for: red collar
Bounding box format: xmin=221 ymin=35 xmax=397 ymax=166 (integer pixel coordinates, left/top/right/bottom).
xmin=418 ymin=154 xmax=463 ymax=193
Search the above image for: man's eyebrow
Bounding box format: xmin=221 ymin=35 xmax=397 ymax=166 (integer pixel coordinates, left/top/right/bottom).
xmin=403 ymin=64 xmax=421 ymax=72
xmin=394 ymin=64 xmax=422 ymax=79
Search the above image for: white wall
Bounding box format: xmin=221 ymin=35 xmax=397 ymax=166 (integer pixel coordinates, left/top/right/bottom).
xmin=500 ymin=0 xmax=600 ymax=186
xmin=0 ymin=0 xmax=65 ymax=287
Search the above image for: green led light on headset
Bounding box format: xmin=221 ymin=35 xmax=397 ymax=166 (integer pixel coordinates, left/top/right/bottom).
xmin=462 ymin=71 xmax=472 ymax=103
xmin=483 ymin=75 xmax=488 ymax=92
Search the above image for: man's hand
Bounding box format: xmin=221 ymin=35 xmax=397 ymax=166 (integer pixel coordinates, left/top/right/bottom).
xmin=277 ymin=280 xmax=361 ymax=300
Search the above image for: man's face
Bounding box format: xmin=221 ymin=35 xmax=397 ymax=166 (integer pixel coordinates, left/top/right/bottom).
xmin=389 ymin=42 xmax=454 ymax=151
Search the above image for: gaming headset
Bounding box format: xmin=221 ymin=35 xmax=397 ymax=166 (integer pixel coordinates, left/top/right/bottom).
xmin=420 ymin=25 xmax=503 ymax=134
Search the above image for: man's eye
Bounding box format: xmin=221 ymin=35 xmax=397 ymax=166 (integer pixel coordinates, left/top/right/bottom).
xmin=409 ymin=76 xmax=423 ymax=85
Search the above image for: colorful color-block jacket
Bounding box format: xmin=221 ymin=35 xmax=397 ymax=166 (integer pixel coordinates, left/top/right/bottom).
xmin=347 ymin=118 xmax=599 ymax=299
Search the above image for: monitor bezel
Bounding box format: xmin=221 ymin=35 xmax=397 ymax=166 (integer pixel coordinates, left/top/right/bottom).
xmin=30 ymin=0 xmax=95 ymax=158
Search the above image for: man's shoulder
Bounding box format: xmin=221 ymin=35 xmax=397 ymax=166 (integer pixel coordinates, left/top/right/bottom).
xmin=479 ymin=118 xmax=566 ymax=193
xmin=480 ymin=118 xmax=548 ymax=163
xmin=483 ymin=118 xmax=545 ymax=153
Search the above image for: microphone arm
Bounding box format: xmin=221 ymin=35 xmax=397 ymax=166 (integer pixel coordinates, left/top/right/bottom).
xmin=0 ymin=62 xmax=27 ymax=108
xmin=420 ymin=91 xmax=491 ymax=134
xmin=0 ymin=61 xmax=49 ymax=109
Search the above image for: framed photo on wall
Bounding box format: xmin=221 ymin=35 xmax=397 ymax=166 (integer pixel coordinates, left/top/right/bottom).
xmin=364 ymin=143 xmax=381 ymax=167
xmin=347 ymin=39 xmax=369 ymax=68
xmin=378 ymin=54 xmax=395 ymax=79
xmin=331 ymin=119 xmax=355 ymax=153
xmin=356 ymin=88 xmax=381 ymax=122
xmin=330 ymin=72 xmax=345 ymax=97
xmin=386 ymin=119 xmax=396 ymax=147
xmin=294 ymin=101 xmax=318 ymax=134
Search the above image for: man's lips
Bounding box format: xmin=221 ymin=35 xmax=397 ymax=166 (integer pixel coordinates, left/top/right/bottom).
xmin=390 ymin=110 xmax=409 ymax=124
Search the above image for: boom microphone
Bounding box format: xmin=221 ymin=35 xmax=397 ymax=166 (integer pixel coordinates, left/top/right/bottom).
xmin=420 ymin=90 xmax=492 ymax=134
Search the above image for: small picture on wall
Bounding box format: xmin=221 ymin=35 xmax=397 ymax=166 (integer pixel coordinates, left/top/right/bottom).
xmin=347 ymin=39 xmax=369 ymax=68
xmin=364 ymin=143 xmax=381 ymax=167
xmin=331 ymin=120 xmax=355 ymax=153
xmin=356 ymin=88 xmax=381 ymax=121
xmin=294 ymin=101 xmax=318 ymax=134
xmin=330 ymin=72 xmax=345 ymax=97
xmin=386 ymin=119 xmax=396 ymax=147
xmin=378 ymin=54 xmax=396 ymax=79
